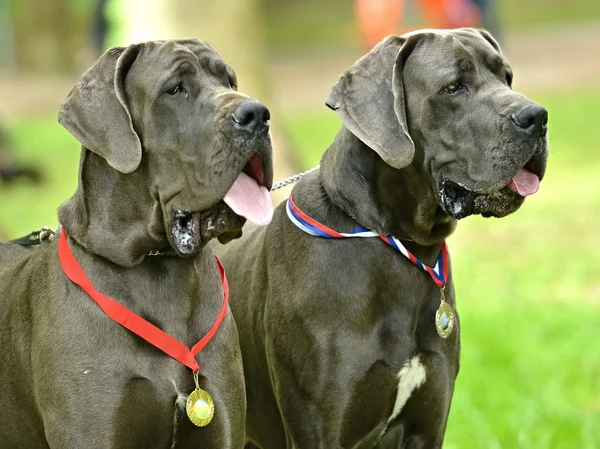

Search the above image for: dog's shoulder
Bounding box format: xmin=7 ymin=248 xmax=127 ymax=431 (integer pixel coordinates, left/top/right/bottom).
xmin=0 ymin=241 xmax=57 ymax=280
xmin=0 ymin=241 xmax=35 ymax=263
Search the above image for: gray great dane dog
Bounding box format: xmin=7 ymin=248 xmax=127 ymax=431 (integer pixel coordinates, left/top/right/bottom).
xmin=0 ymin=39 xmax=273 ymax=448
xmin=216 ymin=29 xmax=548 ymax=448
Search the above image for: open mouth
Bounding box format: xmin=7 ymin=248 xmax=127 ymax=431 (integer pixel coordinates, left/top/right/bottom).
xmin=243 ymin=152 xmax=265 ymax=186
xmin=442 ymin=181 xmax=477 ymax=219
xmin=223 ymin=152 xmax=274 ymax=226
xmin=442 ymin=155 xmax=544 ymax=219
xmin=506 ymin=156 xmax=541 ymax=197
xmin=169 ymin=153 xmax=274 ymax=257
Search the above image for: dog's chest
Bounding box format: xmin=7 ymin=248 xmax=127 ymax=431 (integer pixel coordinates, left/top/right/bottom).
xmin=343 ymin=281 xmax=456 ymax=441
xmin=340 ymin=350 xmax=428 ymax=446
xmin=375 ymin=312 xmax=425 ymax=411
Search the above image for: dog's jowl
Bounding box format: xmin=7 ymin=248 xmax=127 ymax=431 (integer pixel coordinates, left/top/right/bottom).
xmin=0 ymin=39 xmax=273 ymax=449
xmin=216 ymin=28 xmax=548 ymax=448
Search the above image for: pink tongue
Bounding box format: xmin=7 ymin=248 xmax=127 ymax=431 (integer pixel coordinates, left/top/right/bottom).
xmin=507 ymin=168 xmax=540 ymax=197
xmin=223 ymin=172 xmax=273 ymax=226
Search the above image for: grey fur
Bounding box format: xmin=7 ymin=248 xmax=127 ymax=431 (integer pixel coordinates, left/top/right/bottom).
xmin=216 ymin=28 xmax=548 ymax=448
xmin=0 ymin=38 xmax=272 ymax=449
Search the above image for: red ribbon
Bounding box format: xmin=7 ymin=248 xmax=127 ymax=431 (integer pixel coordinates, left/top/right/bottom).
xmin=58 ymin=229 xmax=228 ymax=372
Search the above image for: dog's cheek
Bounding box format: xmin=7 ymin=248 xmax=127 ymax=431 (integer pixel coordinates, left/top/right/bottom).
xmin=496 ymin=122 xmax=532 ymax=169
xmin=217 ymin=230 xmax=243 ymax=244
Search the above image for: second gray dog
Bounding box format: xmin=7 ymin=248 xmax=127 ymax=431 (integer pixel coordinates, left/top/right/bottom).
xmin=217 ymin=28 xmax=548 ymax=448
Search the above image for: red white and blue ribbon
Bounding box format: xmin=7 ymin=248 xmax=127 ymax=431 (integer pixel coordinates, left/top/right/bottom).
xmin=286 ymin=194 xmax=449 ymax=288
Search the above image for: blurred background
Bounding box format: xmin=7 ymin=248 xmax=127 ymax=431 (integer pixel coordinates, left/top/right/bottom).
xmin=1 ymin=0 xmax=599 ymax=447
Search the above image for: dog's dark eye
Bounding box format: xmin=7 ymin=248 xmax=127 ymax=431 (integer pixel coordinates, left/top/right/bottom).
xmin=443 ymin=81 xmax=463 ymax=95
xmin=506 ymin=71 xmax=513 ymax=86
xmin=167 ymin=83 xmax=188 ymax=98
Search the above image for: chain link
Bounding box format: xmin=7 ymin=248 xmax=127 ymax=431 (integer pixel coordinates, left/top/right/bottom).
xmin=271 ymin=165 xmax=320 ymax=191
xmin=38 ymin=226 xmax=57 ymax=243
xmin=147 ymin=250 xmax=164 ymax=256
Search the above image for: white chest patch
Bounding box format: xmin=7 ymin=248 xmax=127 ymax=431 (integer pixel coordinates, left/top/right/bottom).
xmin=387 ymin=355 xmax=427 ymax=424
xmin=176 ymin=392 xmax=188 ymax=409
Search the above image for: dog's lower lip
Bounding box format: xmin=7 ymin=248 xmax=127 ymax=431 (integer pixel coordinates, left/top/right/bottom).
xmin=442 ymin=180 xmax=475 ymax=219
xmin=170 ymin=210 xmax=201 ymax=257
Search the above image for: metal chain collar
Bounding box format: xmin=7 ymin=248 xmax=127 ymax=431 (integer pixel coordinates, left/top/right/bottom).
xmin=270 ymin=165 xmax=320 ymax=191
xmin=147 ymin=166 xmax=319 ymax=255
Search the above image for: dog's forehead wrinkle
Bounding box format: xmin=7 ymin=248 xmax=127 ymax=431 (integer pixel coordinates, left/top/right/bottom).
xmin=488 ymin=54 xmax=505 ymax=69
xmin=146 ymin=41 xmax=221 ymax=80
xmin=478 ymin=53 xmax=509 ymax=79
xmin=407 ymin=43 xmax=467 ymax=88
xmin=146 ymin=59 xmax=198 ymax=89
xmin=192 ymin=51 xmax=229 ymax=79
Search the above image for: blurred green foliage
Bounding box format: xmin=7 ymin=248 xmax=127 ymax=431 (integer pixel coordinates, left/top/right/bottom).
xmin=1 ymin=117 xmax=78 ymax=236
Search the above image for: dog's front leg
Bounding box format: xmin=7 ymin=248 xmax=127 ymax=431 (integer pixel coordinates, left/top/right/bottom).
xmin=264 ymin=334 xmax=350 ymax=449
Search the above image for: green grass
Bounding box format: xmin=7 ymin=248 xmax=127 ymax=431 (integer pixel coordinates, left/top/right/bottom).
xmin=447 ymin=304 xmax=600 ymax=449
xmin=1 ymin=116 xmax=79 ymax=237
xmin=284 ymin=88 xmax=600 ymax=448
xmin=2 ymin=88 xmax=599 ymax=448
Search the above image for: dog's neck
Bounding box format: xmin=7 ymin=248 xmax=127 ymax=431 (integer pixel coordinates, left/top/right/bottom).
xmin=58 ymin=149 xmax=171 ymax=267
xmin=320 ymin=127 xmax=456 ymax=247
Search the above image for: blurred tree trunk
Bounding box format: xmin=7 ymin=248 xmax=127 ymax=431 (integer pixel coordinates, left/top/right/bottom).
xmin=120 ymin=0 xmax=299 ymax=204
xmin=0 ymin=0 xmax=16 ymax=70
xmin=11 ymin=0 xmax=91 ymax=73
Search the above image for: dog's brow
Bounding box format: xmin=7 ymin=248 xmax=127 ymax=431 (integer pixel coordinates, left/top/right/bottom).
xmin=429 ymin=58 xmax=472 ymax=87
xmin=429 ymin=67 xmax=459 ymax=87
xmin=151 ymin=58 xmax=195 ymax=96
xmin=174 ymin=60 xmax=196 ymax=74
xmin=458 ymin=60 xmax=474 ymax=73
xmin=207 ymin=59 xmax=229 ymax=79
xmin=486 ymin=55 xmax=505 ymax=73
xmin=215 ymin=91 xmax=249 ymax=99
xmin=163 ymin=59 xmax=196 ymax=81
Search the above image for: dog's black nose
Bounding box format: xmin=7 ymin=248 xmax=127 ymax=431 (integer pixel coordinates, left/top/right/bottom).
xmin=231 ymin=100 xmax=270 ymax=132
xmin=511 ymin=103 xmax=548 ymax=136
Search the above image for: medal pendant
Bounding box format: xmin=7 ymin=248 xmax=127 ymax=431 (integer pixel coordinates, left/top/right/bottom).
xmin=435 ymin=289 xmax=454 ymax=339
xmin=186 ymin=372 xmax=215 ymax=427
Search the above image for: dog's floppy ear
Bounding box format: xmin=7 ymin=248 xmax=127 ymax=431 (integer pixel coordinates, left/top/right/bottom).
xmin=59 ymin=45 xmax=142 ymax=174
xmin=326 ymin=34 xmax=421 ymax=169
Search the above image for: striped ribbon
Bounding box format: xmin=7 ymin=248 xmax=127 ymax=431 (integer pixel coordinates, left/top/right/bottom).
xmin=286 ymin=194 xmax=449 ymax=288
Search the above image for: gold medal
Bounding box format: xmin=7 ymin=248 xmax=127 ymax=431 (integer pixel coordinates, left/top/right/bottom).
xmin=186 ymin=372 xmax=215 ymax=427
xmin=435 ymin=288 xmax=454 ymax=339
